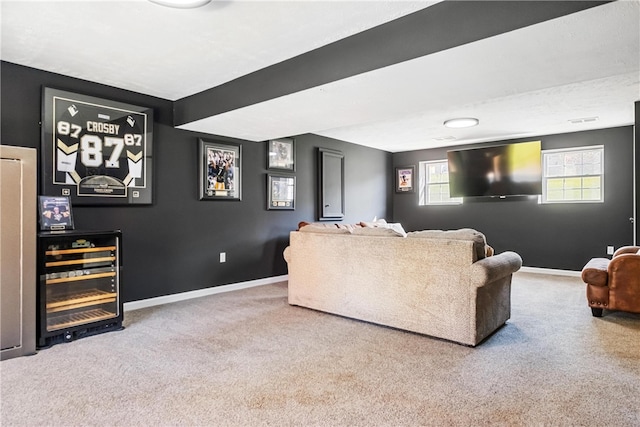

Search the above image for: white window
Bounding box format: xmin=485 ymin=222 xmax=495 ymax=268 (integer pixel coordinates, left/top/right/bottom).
xmin=419 ymin=160 xmax=462 ymax=205
xmin=541 ymin=146 xmax=603 ymax=203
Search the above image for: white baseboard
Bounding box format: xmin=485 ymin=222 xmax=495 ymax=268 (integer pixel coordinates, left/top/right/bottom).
xmin=519 ymin=266 xmax=581 ymax=277
xmin=124 ymin=267 xmax=581 ymax=312
xmin=123 ymin=274 xmax=289 ymax=312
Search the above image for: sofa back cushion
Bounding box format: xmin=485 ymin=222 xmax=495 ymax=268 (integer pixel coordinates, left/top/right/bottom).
xmin=352 ymin=225 xmax=406 ymax=237
xmin=299 ymin=224 xmax=352 ymax=234
xmin=407 ymin=228 xmax=488 ymax=261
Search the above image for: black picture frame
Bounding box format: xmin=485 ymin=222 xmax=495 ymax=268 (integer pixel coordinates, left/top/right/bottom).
xmin=267 ymin=138 xmax=295 ymax=171
xmin=199 ymin=139 xmax=242 ymax=201
xmin=267 ymin=174 xmax=295 ymax=210
xmin=40 ymin=87 xmax=153 ymax=205
xmin=38 ymin=196 xmax=74 ymax=231
xmin=395 ymin=166 xmax=415 ymax=193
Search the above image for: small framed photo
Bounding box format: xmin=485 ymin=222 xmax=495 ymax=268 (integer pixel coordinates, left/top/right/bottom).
xmin=267 ymin=174 xmax=295 ymax=210
xmin=38 ymin=196 xmax=74 ymax=231
xmin=395 ymin=166 xmax=415 ymax=193
xmin=267 ymin=138 xmax=295 ymax=171
xmin=199 ymin=139 xmax=242 ymax=201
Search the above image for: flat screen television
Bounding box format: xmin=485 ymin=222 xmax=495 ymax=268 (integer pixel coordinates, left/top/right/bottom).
xmin=447 ymin=141 xmax=542 ymax=198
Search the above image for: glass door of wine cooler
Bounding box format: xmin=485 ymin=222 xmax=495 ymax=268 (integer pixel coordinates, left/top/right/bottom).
xmin=37 ymin=230 xmax=123 ymax=348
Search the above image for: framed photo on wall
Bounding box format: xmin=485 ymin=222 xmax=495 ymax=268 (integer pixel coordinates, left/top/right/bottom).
xmin=267 ymin=138 xmax=295 ymax=171
xmin=267 ymin=174 xmax=295 ymax=210
xmin=38 ymin=195 xmax=74 ymax=231
xmin=199 ymin=139 xmax=242 ymax=201
xmin=396 ymin=166 xmax=415 ymax=193
xmin=40 ymin=87 xmax=154 ymax=205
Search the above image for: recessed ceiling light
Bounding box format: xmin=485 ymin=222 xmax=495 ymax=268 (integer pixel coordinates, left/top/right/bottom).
xmin=149 ymin=0 xmax=212 ymax=9
xmin=443 ymin=118 xmax=479 ymax=128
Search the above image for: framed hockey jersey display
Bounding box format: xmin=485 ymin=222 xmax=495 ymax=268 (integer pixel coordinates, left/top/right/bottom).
xmin=41 ymin=87 xmax=153 ymax=205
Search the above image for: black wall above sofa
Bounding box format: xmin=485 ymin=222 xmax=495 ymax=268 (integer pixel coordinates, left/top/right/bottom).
xmin=393 ymin=126 xmax=635 ymax=271
xmin=1 ymin=61 xmax=392 ymax=303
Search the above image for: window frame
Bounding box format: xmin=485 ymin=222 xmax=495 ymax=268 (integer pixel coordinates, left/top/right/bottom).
xmin=418 ymin=159 xmax=463 ymax=206
xmin=540 ymin=145 xmax=604 ymax=204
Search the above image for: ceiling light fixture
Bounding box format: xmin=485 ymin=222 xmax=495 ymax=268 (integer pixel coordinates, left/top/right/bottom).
xmin=149 ymin=0 xmax=212 ymax=9
xmin=568 ymin=116 xmax=599 ymax=124
xmin=433 ymin=136 xmax=457 ymax=142
xmin=443 ymin=117 xmax=479 ymax=128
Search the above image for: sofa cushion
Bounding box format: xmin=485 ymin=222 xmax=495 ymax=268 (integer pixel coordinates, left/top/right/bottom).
xmin=299 ymin=221 xmax=340 ymax=230
xmin=299 ymin=221 xmax=361 ymax=232
xmin=352 ymin=224 xmax=406 ymax=237
xmin=337 ymin=223 xmax=362 ymax=232
xmin=299 ymin=225 xmax=352 ymax=234
xmin=407 ymin=228 xmax=487 ymax=260
xmin=581 ymin=257 xmax=609 ymax=287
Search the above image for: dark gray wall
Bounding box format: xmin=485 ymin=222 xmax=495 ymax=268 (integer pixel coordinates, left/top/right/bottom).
xmin=1 ymin=61 xmax=391 ymax=302
xmin=393 ymin=127 xmax=635 ymax=271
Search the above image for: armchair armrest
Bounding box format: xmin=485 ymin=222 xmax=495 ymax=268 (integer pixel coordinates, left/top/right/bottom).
xmin=613 ymin=246 xmax=640 ymax=257
xmin=581 ymin=258 xmax=609 ymax=287
xmin=470 ymin=251 xmax=522 ymax=287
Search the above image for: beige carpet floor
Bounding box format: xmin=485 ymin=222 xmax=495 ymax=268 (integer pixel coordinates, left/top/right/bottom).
xmin=1 ymin=271 xmax=639 ymax=426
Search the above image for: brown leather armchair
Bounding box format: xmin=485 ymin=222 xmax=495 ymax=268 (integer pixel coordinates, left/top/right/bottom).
xmin=581 ymin=246 xmax=640 ymax=317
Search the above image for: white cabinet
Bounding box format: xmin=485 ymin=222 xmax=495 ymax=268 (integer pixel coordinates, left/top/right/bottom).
xmin=1 ymin=145 xmax=37 ymax=360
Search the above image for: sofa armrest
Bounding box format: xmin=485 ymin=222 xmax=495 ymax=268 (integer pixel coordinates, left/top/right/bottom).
xmin=470 ymin=251 xmax=522 ymax=287
xmin=581 ymin=258 xmax=609 ymax=287
xmin=283 ymin=246 xmax=291 ymax=263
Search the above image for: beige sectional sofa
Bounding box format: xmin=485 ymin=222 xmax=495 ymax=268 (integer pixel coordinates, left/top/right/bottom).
xmin=283 ymin=224 xmax=522 ymax=346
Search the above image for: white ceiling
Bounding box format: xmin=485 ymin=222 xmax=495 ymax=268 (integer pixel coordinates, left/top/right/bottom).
xmin=1 ymin=0 xmax=639 ymax=152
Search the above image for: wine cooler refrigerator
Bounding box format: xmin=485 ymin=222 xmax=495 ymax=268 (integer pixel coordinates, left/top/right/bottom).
xmin=37 ymin=230 xmax=123 ymax=348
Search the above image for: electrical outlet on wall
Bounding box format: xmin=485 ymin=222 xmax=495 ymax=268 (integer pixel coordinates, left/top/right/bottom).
xmin=607 ymin=246 xmax=614 ymax=255
xmin=220 ymin=252 xmax=226 ymax=263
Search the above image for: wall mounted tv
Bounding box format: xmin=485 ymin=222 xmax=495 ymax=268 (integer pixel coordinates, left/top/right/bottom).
xmin=447 ymin=141 xmax=542 ymax=198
